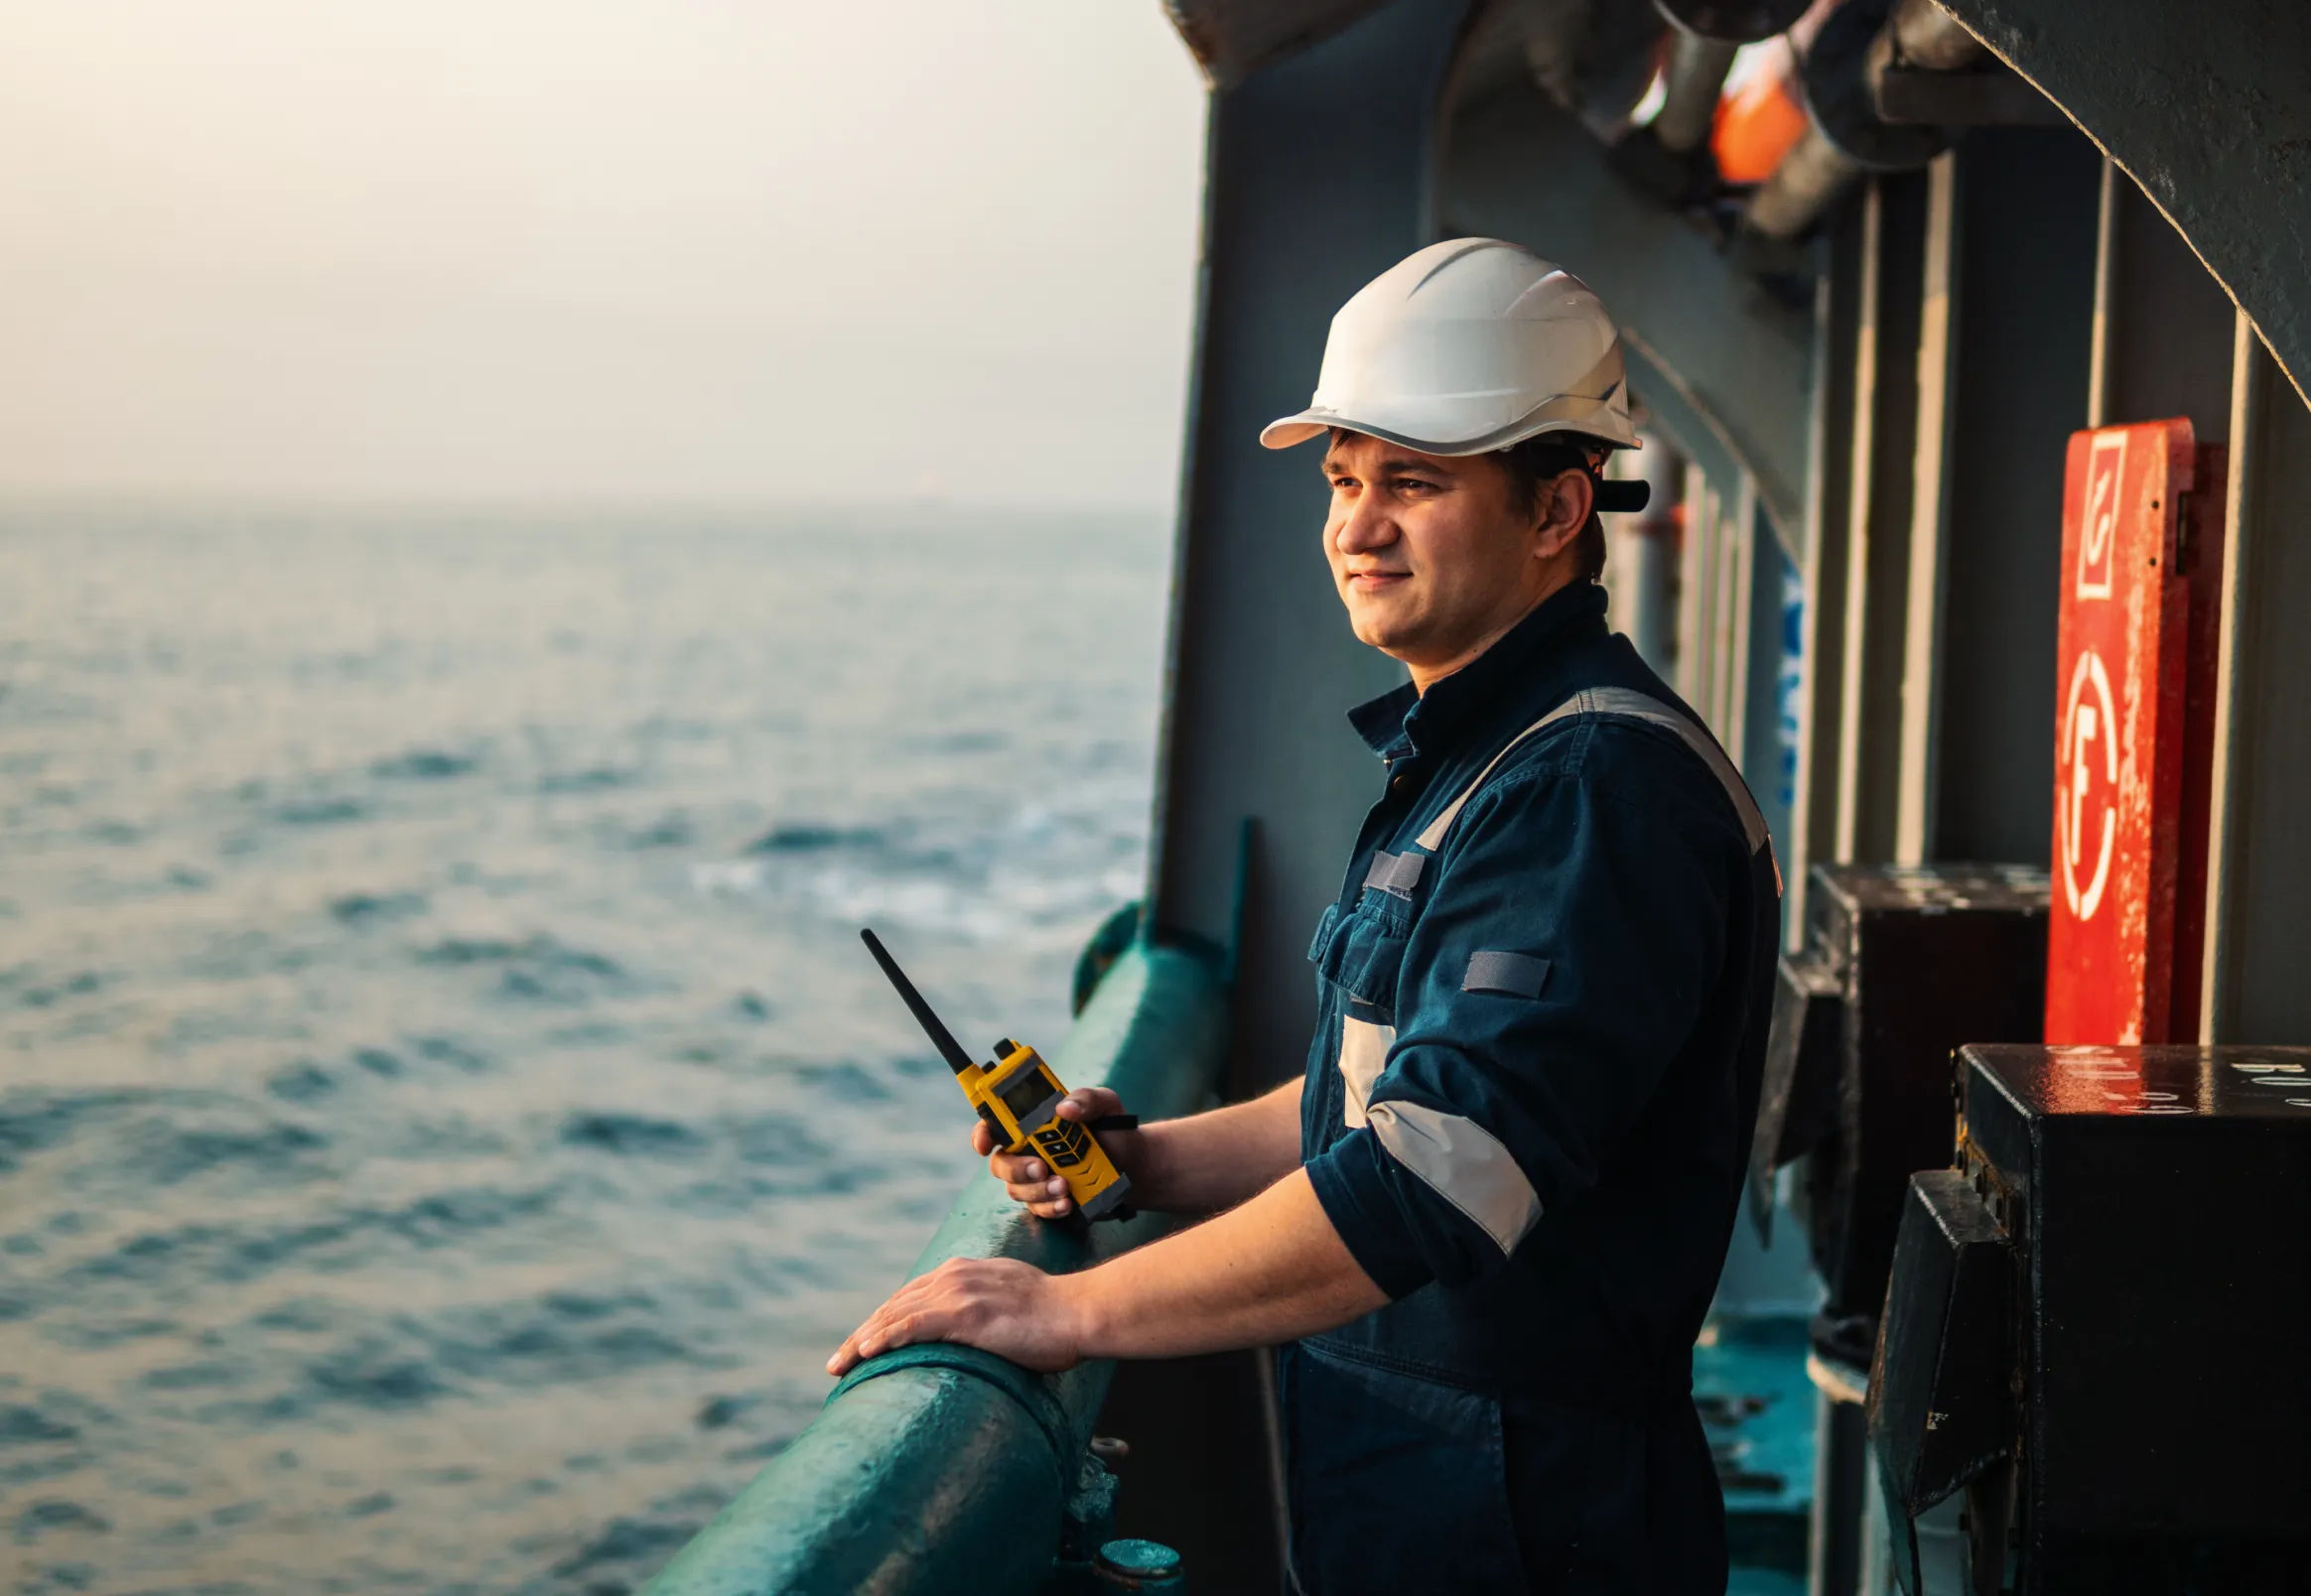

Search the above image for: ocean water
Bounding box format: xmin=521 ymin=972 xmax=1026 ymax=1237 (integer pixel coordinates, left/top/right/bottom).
xmin=0 ymin=504 xmax=1169 ymax=1594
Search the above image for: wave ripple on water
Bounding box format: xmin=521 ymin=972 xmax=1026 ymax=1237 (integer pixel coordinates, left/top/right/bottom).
xmin=0 ymin=504 xmax=1167 ymax=1594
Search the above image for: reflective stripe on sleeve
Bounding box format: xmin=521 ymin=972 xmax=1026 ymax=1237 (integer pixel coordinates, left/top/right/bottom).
xmin=1365 ymin=1099 xmax=1543 ymax=1256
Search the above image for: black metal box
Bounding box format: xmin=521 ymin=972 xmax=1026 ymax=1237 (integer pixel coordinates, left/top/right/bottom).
xmin=1869 ymin=1169 xmax=2013 ymax=1526
xmin=1758 ymin=864 xmax=2049 ymax=1347
xmin=1956 ymin=1044 xmax=2311 ymax=1588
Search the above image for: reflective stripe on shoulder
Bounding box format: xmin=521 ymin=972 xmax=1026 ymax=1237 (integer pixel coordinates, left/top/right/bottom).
xmin=1412 ymin=687 xmax=1775 ymax=885
xmin=1578 ymin=688 xmax=1769 ymax=856
xmin=1364 ymin=1099 xmax=1543 ymax=1257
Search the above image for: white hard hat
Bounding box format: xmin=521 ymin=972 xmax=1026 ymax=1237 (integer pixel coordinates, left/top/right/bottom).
xmin=1261 ymin=237 xmax=1642 ymax=457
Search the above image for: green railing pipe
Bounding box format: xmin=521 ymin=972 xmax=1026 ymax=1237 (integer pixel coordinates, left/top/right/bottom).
xmin=639 ymin=938 xmax=1230 ymax=1596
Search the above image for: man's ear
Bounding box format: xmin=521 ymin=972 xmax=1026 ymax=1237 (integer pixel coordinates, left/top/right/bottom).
xmin=1532 ymin=469 xmax=1593 ymax=560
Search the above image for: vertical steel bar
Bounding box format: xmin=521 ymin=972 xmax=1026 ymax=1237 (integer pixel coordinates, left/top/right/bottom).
xmin=1835 ymin=173 xmax=1930 ymax=864
xmin=2199 ymin=312 xmax=2265 ymax=1043
xmin=1607 ymin=435 xmax=1685 ymax=676
xmin=2087 ymin=158 xmax=2119 ymax=429
xmin=1791 ymin=202 xmax=1863 ymax=943
xmin=1894 ymin=151 xmax=1959 ymax=864
xmin=1834 ymin=183 xmax=1884 ymax=863
xmin=1679 ymin=465 xmax=1718 ymax=711
xmin=1789 ymin=277 xmax=1834 ymax=945
xmin=1700 ymin=483 xmax=1724 ymax=730
xmin=1723 ymin=473 xmax=1760 ymax=755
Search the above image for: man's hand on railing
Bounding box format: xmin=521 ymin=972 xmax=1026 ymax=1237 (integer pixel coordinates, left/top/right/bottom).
xmin=826 ymin=1256 xmax=1091 ymax=1377
xmin=826 ymin=1166 xmax=1386 ymax=1379
xmin=974 ymin=1087 xmax=1142 ymax=1220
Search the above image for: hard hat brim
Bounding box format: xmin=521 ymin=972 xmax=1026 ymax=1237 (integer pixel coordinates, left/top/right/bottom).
xmin=1259 ymin=396 xmax=1641 ymax=457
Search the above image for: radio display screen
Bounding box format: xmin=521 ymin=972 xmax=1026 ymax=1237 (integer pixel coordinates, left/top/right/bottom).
xmin=1000 ymin=1068 xmax=1057 ymax=1125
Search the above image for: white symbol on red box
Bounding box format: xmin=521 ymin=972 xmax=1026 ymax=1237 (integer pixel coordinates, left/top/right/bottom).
xmin=2060 ymin=647 xmax=2118 ymax=922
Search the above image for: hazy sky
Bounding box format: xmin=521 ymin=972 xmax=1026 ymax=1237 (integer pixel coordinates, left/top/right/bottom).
xmin=0 ymin=3 xmax=1207 ymax=510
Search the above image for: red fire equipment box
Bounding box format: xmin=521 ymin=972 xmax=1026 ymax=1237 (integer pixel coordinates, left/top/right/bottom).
xmin=2044 ymin=419 xmax=2225 ymax=1046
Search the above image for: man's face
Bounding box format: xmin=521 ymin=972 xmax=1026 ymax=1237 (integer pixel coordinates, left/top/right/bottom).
xmin=1320 ymin=432 xmax=1584 ymax=684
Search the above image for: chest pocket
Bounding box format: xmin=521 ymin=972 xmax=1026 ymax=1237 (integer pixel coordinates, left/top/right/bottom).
xmin=1310 ymin=896 xmax=1412 ymax=1128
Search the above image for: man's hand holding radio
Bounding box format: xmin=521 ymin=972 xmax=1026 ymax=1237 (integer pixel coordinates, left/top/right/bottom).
xmin=975 ymin=1076 xmax=1308 ymax=1221
xmin=975 ymin=1086 xmax=1145 ymax=1220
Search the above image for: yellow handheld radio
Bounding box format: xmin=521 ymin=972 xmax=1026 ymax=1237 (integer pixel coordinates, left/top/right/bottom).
xmin=861 ymin=927 xmax=1135 ymax=1224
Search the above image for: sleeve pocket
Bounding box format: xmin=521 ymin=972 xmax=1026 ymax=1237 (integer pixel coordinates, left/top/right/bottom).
xmin=1461 ymin=950 xmax=1552 ymax=998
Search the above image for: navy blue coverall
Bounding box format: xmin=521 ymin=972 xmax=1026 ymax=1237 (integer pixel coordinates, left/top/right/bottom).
xmin=1288 ymin=582 xmax=1780 ymax=1595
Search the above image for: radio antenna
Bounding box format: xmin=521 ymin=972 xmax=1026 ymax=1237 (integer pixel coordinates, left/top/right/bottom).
xmin=860 ymin=927 xmax=976 ymax=1078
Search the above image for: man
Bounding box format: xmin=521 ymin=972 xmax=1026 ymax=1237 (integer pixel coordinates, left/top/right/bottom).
xmin=830 ymin=238 xmax=1780 ymax=1593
